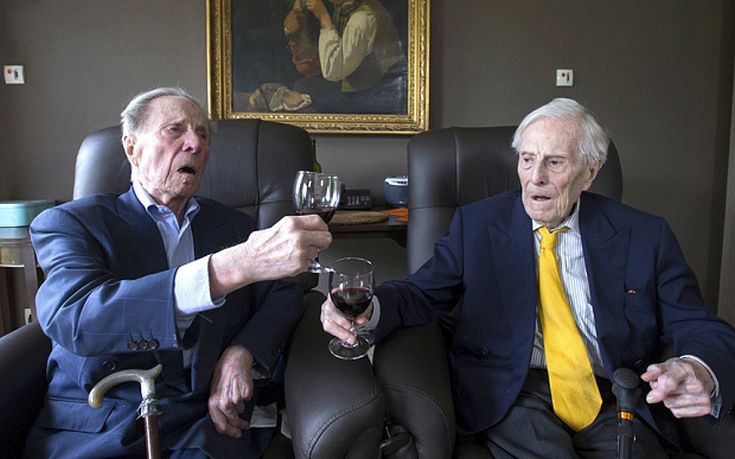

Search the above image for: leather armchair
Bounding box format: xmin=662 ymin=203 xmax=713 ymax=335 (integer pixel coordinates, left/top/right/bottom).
xmin=372 ymin=126 xmax=734 ymax=458
xmin=0 ymin=119 xmax=329 ymax=457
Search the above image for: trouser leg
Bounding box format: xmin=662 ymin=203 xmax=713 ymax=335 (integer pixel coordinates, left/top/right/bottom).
xmin=480 ymin=369 xmax=668 ymax=459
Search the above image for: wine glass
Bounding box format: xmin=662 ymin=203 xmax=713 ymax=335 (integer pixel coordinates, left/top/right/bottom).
xmin=328 ymin=257 xmax=374 ymax=360
xmin=293 ymin=170 xmax=342 ymax=273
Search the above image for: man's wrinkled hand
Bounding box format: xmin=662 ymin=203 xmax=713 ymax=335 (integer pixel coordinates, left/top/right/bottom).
xmin=210 ymin=215 xmax=331 ymax=295
xmin=208 ymin=345 xmax=255 ymax=438
xmin=242 ymin=215 xmax=331 ymax=279
xmin=320 ymin=296 xmax=372 ymax=345
xmin=641 ymin=357 xmax=714 ymax=418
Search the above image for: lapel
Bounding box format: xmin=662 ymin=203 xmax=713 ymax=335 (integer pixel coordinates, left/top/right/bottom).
xmin=117 ymin=189 xmax=169 ymax=273
xmin=578 ymin=193 xmax=631 ymax=370
xmin=190 ymin=199 xmax=231 ymax=259
xmin=489 ymin=196 xmax=538 ymax=348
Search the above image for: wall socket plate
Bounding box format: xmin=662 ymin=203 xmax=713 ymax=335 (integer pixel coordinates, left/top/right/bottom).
xmin=556 ymin=69 xmax=573 ymax=87
xmin=24 ymin=307 xmax=33 ymax=324
xmin=4 ymin=65 xmax=25 ymax=84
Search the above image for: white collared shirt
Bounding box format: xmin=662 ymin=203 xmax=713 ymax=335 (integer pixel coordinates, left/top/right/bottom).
xmin=132 ymin=181 xmax=224 ymax=337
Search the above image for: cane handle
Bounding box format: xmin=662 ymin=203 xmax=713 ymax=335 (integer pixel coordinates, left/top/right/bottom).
xmin=88 ymin=364 xmax=163 ymax=408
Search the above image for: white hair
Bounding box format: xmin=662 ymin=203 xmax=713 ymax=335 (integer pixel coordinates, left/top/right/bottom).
xmin=511 ymin=98 xmax=609 ymax=166
xmin=120 ymin=87 xmax=208 ymax=138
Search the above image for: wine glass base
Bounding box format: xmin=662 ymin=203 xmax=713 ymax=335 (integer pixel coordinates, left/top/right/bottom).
xmin=328 ymin=336 xmax=370 ymax=360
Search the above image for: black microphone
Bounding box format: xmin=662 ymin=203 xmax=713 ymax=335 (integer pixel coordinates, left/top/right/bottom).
xmin=612 ymin=368 xmax=642 ymax=459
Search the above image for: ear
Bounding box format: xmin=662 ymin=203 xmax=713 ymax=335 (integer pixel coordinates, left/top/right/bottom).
xmin=122 ymin=134 xmax=139 ymax=167
xmin=581 ymin=160 xmax=603 ymax=191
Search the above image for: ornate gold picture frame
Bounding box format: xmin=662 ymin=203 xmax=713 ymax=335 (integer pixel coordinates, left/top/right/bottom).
xmin=207 ymin=0 xmax=429 ymax=134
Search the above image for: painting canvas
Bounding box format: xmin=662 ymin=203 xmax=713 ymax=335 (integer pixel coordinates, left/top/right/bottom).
xmin=207 ymin=0 xmax=429 ymax=134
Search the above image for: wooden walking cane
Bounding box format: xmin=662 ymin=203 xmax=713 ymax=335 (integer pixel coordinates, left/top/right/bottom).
xmin=88 ymin=364 xmax=164 ymax=459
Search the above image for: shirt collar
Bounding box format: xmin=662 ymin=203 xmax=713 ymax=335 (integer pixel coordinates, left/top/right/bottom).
xmin=531 ymin=199 xmax=580 ymax=234
xmin=132 ymin=180 xmax=200 ymax=221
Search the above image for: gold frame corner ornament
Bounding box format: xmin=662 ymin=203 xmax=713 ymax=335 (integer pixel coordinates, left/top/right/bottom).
xmin=207 ymin=0 xmax=430 ymax=135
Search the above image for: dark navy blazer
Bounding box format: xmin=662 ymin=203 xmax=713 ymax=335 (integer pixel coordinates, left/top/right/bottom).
xmin=375 ymin=190 xmax=735 ymax=444
xmin=25 ymin=188 xmax=303 ymax=458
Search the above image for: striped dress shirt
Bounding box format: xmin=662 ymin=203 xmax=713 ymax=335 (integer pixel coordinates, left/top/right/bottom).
xmin=529 ymin=200 xmax=607 ymax=377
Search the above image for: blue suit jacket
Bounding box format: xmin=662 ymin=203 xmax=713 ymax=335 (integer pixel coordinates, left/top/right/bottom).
xmin=375 ymin=190 xmax=735 ymax=443
xmin=25 ymin=188 xmax=303 ymax=458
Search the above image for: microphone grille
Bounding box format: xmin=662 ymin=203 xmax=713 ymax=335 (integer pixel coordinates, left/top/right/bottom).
xmin=613 ymin=367 xmax=639 ymax=389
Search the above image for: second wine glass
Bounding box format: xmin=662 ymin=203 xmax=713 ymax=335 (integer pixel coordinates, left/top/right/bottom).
xmin=293 ymin=170 xmax=341 ymax=273
xmin=328 ymin=257 xmax=374 ymax=360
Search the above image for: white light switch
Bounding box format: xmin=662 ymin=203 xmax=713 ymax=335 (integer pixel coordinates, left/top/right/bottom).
xmin=4 ymin=65 xmax=25 ymax=84
xmin=556 ymin=69 xmax=573 ymax=87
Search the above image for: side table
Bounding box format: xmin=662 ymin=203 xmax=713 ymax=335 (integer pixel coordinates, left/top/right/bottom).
xmin=330 ymin=210 xmax=408 ymax=247
xmin=0 ymin=227 xmax=39 ymax=334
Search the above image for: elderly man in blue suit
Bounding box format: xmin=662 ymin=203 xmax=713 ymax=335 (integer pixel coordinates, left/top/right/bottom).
xmin=321 ymin=98 xmax=735 ymax=457
xmin=25 ymin=87 xmax=332 ymax=457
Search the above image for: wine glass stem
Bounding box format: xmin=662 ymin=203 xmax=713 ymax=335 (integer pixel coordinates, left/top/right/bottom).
xmin=342 ymin=321 xmax=359 ymax=349
xmin=308 ymin=259 xmax=334 ymax=273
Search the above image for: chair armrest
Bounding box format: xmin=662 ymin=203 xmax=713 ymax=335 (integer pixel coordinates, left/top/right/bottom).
xmin=285 ymin=290 xmax=385 ymax=459
xmin=373 ymin=323 xmax=456 ymax=459
xmin=0 ymin=322 xmax=51 ymax=456
xmin=678 ymin=411 xmax=735 ymax=459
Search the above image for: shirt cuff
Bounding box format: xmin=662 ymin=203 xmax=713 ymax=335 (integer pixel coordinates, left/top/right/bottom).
xmin=680 ymin=354 xmax=721 ymax=417
xmin=364 ymin=295 xmax=381 ymax=330
xmin=174 ymin=255 xmax=226 ymax=332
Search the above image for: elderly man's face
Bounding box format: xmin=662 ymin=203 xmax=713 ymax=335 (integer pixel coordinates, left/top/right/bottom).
xmin=124 ymin=96 xmax=210 ymax=211
xmin=517 ymin=117 xmax=600 ymax=227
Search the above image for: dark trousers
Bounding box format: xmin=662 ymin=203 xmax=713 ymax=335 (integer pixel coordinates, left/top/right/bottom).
xmin=480 ymin=369 xmax=668 ymax=459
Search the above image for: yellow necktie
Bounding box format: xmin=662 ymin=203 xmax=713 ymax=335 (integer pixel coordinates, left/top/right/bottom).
xmin=537 ymin=226 xmax=602 ymax=431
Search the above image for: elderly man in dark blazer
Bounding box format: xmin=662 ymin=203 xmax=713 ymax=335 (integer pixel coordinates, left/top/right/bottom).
xmin=25 ymin=87 xmax=331 ymax=457
xmin=321 ymin=98 xmax=735 ymax=457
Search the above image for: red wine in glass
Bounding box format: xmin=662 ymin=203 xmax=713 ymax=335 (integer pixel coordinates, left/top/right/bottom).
xmin=328 ymin=257 xmax=374 ymax=360
xmin=331 ymin=287 xmax=373 ymax=317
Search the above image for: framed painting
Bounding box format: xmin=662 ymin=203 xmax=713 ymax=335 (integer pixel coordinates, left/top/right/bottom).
xmin=207 ymin=0 xmax=429 ymax=134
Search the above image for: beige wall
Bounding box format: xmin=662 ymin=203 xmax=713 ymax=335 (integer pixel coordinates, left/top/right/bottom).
xmin=1 ymin=0 xmax=733 ymax=313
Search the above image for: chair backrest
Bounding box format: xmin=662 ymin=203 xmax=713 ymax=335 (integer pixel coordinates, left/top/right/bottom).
xmin=73 ymin=119 xmax=313 ymax=230
xmin=406 ymin=126 xmax=623 ymax=272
